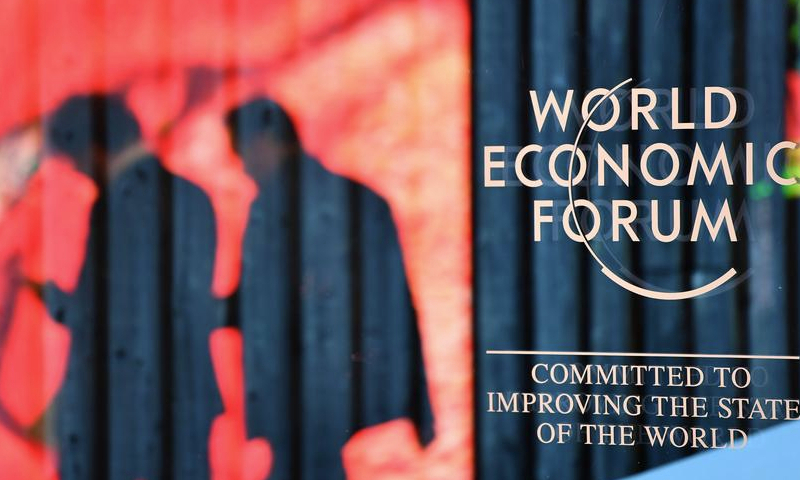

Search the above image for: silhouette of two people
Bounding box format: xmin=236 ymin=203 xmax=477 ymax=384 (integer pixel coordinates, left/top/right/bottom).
xmin=45 ymin=94 xmax=430 ymax=480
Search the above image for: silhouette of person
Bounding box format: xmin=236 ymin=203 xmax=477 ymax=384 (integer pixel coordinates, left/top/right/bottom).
xmin=225 ymin=98 xmax=432 ymax=480
xmin=44 ymin=94 xmax=224 ymax=480
xmin=37 ymin=93 xmax=432 ymax=480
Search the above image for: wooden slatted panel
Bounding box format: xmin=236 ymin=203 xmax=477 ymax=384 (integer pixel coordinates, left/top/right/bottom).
xmin=689 ymin=0 xmax=742 ymax=443
xmin=743 ymin=0 xmax=792 ymax=435
xmin=170 ymin=176 xmax=224 ymax=480
xmin=358 ymin=187 xmax=425 ymax=435
xmin=300 ymin=154 xmax=355 ymax=480
xmin=106 ymin=156 xmax=168 ymax=480
xmin=636 ymin=0 xmax=691 ymax=469
xmin=531 ymin=1 xmax=586 ymax=479
xmin=473 ymin=0 xmax=531 ymax=478
xmin=39 ymin=97 xmax=109 ymax=480
xmin=585 ymin=2 xmax=636 ymax=479
xmin=15 ymin=4 xmax=800 ymax=480
xmin=240 ymin=156 xmax=301 ymax=480
xmin=49 ymin=207 xmax=103 ymax=480
xmin=793 ymin=0 xmax=800 ymax=423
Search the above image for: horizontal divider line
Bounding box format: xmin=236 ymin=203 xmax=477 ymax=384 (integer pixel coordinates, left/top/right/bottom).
xmin=485 ymin=350 xmax=800 ymax=361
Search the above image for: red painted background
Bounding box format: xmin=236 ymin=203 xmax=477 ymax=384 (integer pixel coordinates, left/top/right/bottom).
xmin=0 ymin=1 xmax=471 ymax=478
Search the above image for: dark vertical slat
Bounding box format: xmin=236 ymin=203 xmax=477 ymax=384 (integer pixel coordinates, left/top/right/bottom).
xmin=171 ymin=176 xmax=224 ymax=480
xmin=744 ymin=0 xmax=791 ymax=434
xmin=357 ymin=183 xmax=435 ymax=445
xmin=39 ymin=97 xmax=107 ymax=480
xmin=690 ymin=0 xmax=741 ymax=441
xmin=300 ymin=154 xmax=353 ymax=480
xmin=585 ymin=2 xmax=636 ymax=479
xmin=358 ymin=188 xmax=420 ymax=429
xmin=531 ymin=1 xmax=585 ymax=479
xmin=226 ymin=98 xmax=304 ymax=479
xmin=241 ymin=156 xmax=300 ymax=480
xmin=414 ymin=338 xmax=434 ymax=446
xmin=106 ymin=157 xmax=167 ymax=480
xmin=49 ymin=225 xmax=101 ymax=480
xmin=792 ymin=0 xmax=800 ymax=414
xmin=473 ymin=0 xmax=530 ymax=478
xmin=637 ymin=0 xmax=690 ymax=469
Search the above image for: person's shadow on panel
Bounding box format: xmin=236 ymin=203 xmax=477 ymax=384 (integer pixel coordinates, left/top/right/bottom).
xmin=225 ymin=98 xmax=433 ymax=480
xmin=44 ymin=94 xmax=223 ymax=480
